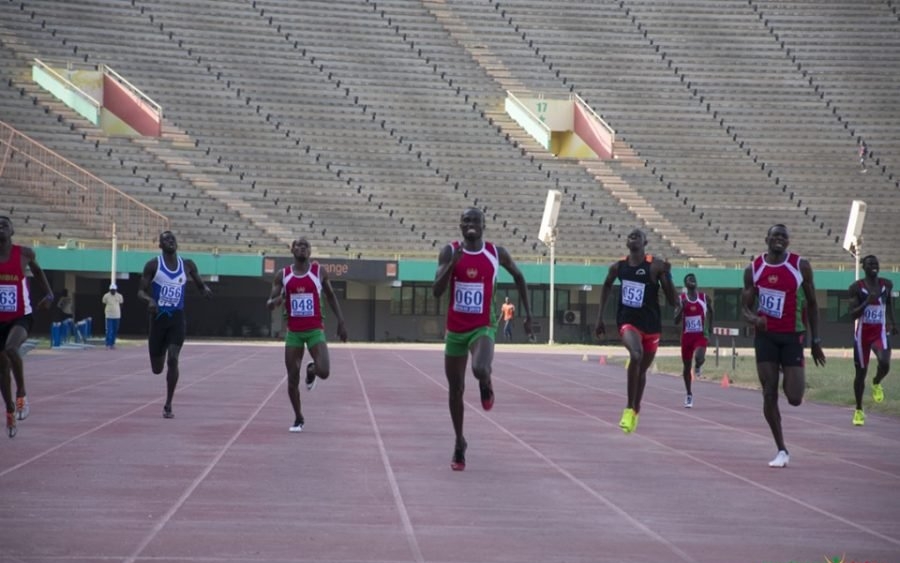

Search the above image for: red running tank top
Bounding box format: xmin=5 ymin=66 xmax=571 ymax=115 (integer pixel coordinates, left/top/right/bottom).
xmin=0 ymin=245 xmax=31 ymax=322
xmin=283 ymin=262 xmax=325 ymax=332
xmin=679 ymin=292 xmax=709 ymax=337
xmin=446 ymin=241 xmax=499 ymax=333
xmin=750 ymin=252 xmax=805 ymax=333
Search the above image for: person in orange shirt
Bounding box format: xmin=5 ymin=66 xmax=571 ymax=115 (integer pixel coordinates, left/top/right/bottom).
xmin=500 ymin=296 xmax=515 ymax=342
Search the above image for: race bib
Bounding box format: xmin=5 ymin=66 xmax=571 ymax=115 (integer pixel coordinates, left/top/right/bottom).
xmin=621 ymin=280 xmax=645 ymax=308
xmin=684 ymin=315 xmax=703 ymax=333
xmin=157 ymin=283 xmax=183 ymax=308
xmin=757 ymin=287 xmax=785 ymax=319
xmin=0 ymin=284 xmax=18 ymax=313
xmin=862 ymin=305 xmax=884 ymax=324
xmin=453 ymin=282 xmax=485 ymax=315
xmin=290 ymin=293 xmax=315 ymax=317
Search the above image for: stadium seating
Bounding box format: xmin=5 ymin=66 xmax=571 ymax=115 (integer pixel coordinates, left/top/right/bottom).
xmin=0 ymin=0 xmax=896 ymax=264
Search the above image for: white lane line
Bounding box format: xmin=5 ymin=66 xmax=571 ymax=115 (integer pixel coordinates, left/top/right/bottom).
xmin=350 ymin=350 xmax=425 ymax=563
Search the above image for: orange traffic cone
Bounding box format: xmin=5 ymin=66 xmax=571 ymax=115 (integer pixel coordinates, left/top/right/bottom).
xmin=721 ymin=374 xmax=730 ymax=388
xmin=599 ymin=355 xmax=607 ymax=365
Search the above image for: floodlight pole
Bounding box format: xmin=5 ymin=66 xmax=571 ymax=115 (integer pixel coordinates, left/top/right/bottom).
xmin=110 ymin=222 xmax=117 ymax=287
xmin=548 ymin=229 xmax=556 ymax=345
xmin=848 ymin=238 xmax=861 ymax=333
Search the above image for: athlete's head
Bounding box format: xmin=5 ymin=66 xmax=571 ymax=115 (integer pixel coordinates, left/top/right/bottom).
xmin=158 ymin=230 xmax=177 ymax=254
xmin=684 ymin=273 xmax=697 ymax=289
xmin=861 ymin=255 xmax=879 ymax=276
xmin=291 ymin=237 xmax=311 ymax=261
xmin=625 ymin=228 xmax=647 ymax=253
xmin=459 ymin=207 xmax=485 ymax=242
xmin=0 ymin=216 xmax=13 ymax=240
xmin=765 ymin=224 xmax=790 ymax=253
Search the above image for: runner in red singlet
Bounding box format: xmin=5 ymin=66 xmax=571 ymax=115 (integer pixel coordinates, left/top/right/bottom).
xmin=673 ymin=273 xmax=714 ymax=408
xmin=742 ymin=224 xmax=826 ymax=468
xmin=848 ymin=255 xmax=897 ymax=426
xmin=433 ymin=208 xmax=533 ymax=470
xmin=267 ymin=238 xmax=347 ymax=433
xmin=0 ymin=216 xmax=54 ymax=437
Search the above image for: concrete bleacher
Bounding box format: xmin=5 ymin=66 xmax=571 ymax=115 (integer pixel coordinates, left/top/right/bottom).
xmin=1 ymin=0 xmax=897 ymax=264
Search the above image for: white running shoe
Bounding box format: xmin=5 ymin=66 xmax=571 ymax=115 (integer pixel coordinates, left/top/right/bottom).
xmin=289 ymin=420 xmax=304 ymax=433
xmin=683 ymin=394 xmax=693 ymax=408
xmin=768 ymin=450 xmax=789 ymax=468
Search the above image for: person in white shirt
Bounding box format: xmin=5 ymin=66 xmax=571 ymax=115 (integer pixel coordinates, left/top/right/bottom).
xmin=101 ymin=283 xmax=124 ymax=349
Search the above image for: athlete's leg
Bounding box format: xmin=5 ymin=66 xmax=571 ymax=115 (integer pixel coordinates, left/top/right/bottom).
xmin=163 ymin=342 xmax=183 ymax=412
xmin=853 ymin=342 xmax=869 ymax=411
xmin=757 ymin=362 xmax=785 ymax=451
xmin=470 ymin=334 xmax=494 ymax=387
xmin=873 ymin=345 xmax=891 ymax=386
xmin=0 ymin=354 xmax=13 ymax=415
xmin=471 ymin=333 xmax=495 ymax=410
xmin=284 ymin=344 xmax=305 ymax=424
xmin=694 ymin=345 xmax=707 ymax=377
xmin=782 ymin=365 xmax=805 ymax=407
xmin=621 ymin=329 xmax=644 ymax=411
xmin=445 ymin=354 xmax=468 ymax=442
xmin=307 ymin=336 xmax=331 ymax=381
xmin=3 ymin=324 xmax=29 ymax=399
xmin=634 ymin=336 xmax=658 ymax=414
xmin=148 ymin=318 xmax=166 ymax=375
xmin=680 ymin=342 xmax=693 ymax=396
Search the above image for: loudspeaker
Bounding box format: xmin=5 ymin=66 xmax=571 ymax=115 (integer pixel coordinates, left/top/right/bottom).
xmin=538 ymin=189 xmax=562 ymax=245
xmin=842 ymin=200 xmax=866 ymax=252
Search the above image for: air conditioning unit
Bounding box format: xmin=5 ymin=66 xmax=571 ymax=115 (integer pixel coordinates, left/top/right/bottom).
xmin=561 ymin=310 xmax=581 ymax=325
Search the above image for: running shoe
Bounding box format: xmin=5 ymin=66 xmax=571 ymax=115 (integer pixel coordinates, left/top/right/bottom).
xmin=15 ymin=396 xmax=29 ymax=421
xmin=289 ymin=418 xmax=304 ymax=433
xmin=305 ymin=362 xmax=318 ymax=391
xmin=768 ymin=450 xmax=790 ymax=468
xmin=852 ymin=409 xmax=865 ymax=426
xmin=872 ymin=383 xmax=885 ymax=403
xmin=450 ymin=438 xmax=467 ymax=471
xmin=162 ymin=405 xmax=174 ymax=419
xmin=618 ymin=408 xmax=636 ymax=433
xmin=694 ymin=366 xmax=703 ymax=379
xmin=6 ymin=412 xmax=16 ymax=438
xmin=684 ymin=394 xmax=694 ymax=409
xmin=479 ymin=380 xmax=494 ymax=411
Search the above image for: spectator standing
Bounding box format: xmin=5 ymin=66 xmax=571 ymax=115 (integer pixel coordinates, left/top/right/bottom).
xmin=102 ymin=283 xmax=124 ymax=349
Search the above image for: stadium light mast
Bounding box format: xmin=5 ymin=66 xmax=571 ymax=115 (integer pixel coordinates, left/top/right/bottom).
xmin=110 ymin=222 xmax=117 ymax=287
xmin=842 ymin=200 xmax=867 ymax=284
xmin=538 ymin=190 xmax=562 ymax=345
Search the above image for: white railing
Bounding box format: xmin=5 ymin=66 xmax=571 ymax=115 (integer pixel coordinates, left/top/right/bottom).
xmin=0 ymin=120 xmax=169 ymax=247
xmin=102 ymin=64 xmax=163 ymax=118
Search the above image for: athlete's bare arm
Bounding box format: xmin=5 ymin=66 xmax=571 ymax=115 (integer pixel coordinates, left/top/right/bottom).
xmin=184 ymin=259 xmax=213 ymax=299
xmin=22 ymin=246 xmax=53 ymax=309
xmin=137 ymin=259 xmax=159 ymax=314
xmin=799 ymin=259 xmax=825 ymax=366
xmin=741 ymin=266 xmax=764 ymax=332
xmin=266 ymin=271 xmax=285 ymax=311
xmin=595 ymin=262 xmax=619 ymax=338
xmin=432 ymin=243 xmax=463 ymax=298
xmin=319 ymin=267 xmax=348 ymax=342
